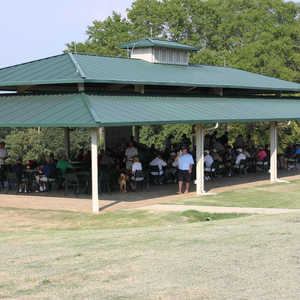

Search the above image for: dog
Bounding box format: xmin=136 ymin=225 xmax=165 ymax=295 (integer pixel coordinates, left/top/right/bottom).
xmin=118 ymin=173 xmax=128 ymax=192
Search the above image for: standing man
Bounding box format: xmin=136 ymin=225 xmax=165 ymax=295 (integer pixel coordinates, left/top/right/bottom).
xmin=177 ymin=145 xmax=194 ymax=194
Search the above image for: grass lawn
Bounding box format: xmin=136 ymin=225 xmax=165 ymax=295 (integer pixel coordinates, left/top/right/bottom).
xmin=170 ymin=180 xmax=300 ymax=209
xmin=0 ymin=190 xmax=300 ymax=299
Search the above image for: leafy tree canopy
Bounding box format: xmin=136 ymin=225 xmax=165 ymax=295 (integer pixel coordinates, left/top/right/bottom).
xmin=66 ymin=0 xmax=300 ymax=81
xmin=65 ymin=0 xmax=300 ymax=150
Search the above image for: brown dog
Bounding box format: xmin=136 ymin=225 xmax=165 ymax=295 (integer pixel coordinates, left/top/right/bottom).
xmin=118 ymin=173 xmax=128 ymax=192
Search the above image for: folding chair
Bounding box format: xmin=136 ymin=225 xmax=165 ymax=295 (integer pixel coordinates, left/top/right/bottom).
xmin=133 ymin=170 xmax=146 ymax=191
xmin=148 ymin=165 xmax=161 ymax=184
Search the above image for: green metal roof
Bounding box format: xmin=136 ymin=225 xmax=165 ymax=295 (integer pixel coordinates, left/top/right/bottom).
xmin=1 ymin=53 xmax=300 ymax=92
xmin=85 ymin=94 xmax=300 ymax=126
xmin=0 ymin=93 xmax=97 ymax=127
xmin=118 ymin=38 xmax=200 ymax=51
xmin=1 ymin=93 xmax=300 ymax=127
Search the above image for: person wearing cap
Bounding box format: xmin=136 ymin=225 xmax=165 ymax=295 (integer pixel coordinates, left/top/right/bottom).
xmin=177 ymin=145 xmax=194 ymax=194
xmin=204 ymin=150 xmax=214 ymax=180
xmin=0 ymin=142 xmax=8 ymax=166
xmin=235 ymin=148 xmax=246 ymax=165
xmin=204 ymin=150 xmax=214 ymax=169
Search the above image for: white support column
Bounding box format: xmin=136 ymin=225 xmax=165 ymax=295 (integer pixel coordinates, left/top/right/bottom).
xmin=270 ymin=123 xmax=278 ymax=182
xmin=91 ymin=128 xmax=99 ymax=213
xmin=195 ymin=124 xmax=205 ymax=194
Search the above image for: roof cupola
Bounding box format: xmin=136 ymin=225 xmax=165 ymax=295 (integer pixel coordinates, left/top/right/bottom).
xmin=119 ymin=38 xmax=199 ymax=66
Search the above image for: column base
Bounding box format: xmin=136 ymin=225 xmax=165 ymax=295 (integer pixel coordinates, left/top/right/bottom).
xmin=271 ymin=179 xmax=289 ymax=184
xmin=196 ymin=191 xmax=217 ymax=196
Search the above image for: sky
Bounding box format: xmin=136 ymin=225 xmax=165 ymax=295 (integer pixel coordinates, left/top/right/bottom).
xmin=0 ymin=0 xmax=299 ymax=69
xmin=0 ymin=0 xmax=133 ymax=68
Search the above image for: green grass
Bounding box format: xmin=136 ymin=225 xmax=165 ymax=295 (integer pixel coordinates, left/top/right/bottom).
xmin=181 ymin=210 xmax=248 ymax=222
xmin=0 ymin=206 xmax=247 ymax=235
xmin=0 ymin=206 xmax=248 ymax=299
xmin=170 ymin=180 xmax=300 ymax=209
xmin=0 ymin=200 xmax=299 ymax=299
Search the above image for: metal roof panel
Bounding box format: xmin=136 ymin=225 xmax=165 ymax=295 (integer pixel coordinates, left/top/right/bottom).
xmin=0 ymin=93 xmax=97 ymax=127
xmin=85 ymin=94 xmax=300 ymax=126
xmin=1 ymin=53 xmax=300 ymax=92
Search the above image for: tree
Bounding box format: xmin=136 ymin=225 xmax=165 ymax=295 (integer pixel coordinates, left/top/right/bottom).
xmin=63 ymin=0 xmax=300 ymax=150
xmin=4 ymin=128 xmax=91 ymax=164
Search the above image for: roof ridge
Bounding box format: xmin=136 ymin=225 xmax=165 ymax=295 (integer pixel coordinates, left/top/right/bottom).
xmin=68 ymin=53 xmax=87 ymax=79
xmin=72 ymin=52 xmax=133 ymax=61
xmin=80 ymin=93 xmax=101 ymax=123
xmin=0 ymin=53 xmax=67 ymax=71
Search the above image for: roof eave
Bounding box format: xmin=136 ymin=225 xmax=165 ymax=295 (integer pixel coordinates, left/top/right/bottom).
xmin=83 ymin=79 xmax=300 ymax=92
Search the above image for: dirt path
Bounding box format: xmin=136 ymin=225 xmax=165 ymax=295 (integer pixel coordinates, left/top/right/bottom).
xmin=0 ymin=172 xmax=300 ymax=213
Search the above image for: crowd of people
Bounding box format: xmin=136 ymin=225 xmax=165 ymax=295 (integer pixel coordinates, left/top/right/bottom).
xmin=0 ymin=147 xmax=72 ymax=193
xmin=1 ymin=131 xmax=300 ymax=194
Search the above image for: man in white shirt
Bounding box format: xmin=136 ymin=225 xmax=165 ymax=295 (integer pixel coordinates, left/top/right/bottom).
xmin=204 ymin=150 xmax=214 ymax=180
xmin=204 ymin=150 xmax=214 ymax=170
xmin=149 ymin=154 xmax=167 ymax=184
xmin=177 ymin=145 xmax=194 ymax=194
xmin=0 ymin=142 xmax=8 ymax=166
xmin=125 ymin=142 xmax=138 ymax=170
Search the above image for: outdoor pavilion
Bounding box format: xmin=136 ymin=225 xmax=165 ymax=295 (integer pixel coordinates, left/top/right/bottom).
xmin=1 ymin=38 xmax=300 ymax=213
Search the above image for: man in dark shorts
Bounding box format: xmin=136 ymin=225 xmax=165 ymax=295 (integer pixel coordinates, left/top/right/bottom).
xmin=177 ymin=145 xmax=194 ymax=194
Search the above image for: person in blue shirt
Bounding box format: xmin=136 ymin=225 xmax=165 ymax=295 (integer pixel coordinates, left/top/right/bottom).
xmin=177 ymin=145 xmax=194 ymax=194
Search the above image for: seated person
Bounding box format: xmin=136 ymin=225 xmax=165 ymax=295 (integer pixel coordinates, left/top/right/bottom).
xmin=35 ymin=157 xmax=56 ymax=192
xmin=282 ymin=143 xmax=294 ymax=168
xmin=292 ymin=144 xmax=300 ymax=159
xmin=149 ymin=153 xmax=167 ymax=184
xmin=56 ymin=154 xmax=71 ymax=177
xmin=164 ymin=152 xmax=178 ymax=183
xmin=243 ymin=146 xmax=251 ymax=159
xmin=130 ymin=156 xmax=143 ymax=190
xmin=257 ymin=147 xmax=267 ymax=162
xmin=235 ymin=148 xmax=246 ymax=165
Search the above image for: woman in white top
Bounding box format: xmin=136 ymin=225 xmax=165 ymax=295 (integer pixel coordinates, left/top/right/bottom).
xmin=130 ymin=156 xmax=144 ymax=190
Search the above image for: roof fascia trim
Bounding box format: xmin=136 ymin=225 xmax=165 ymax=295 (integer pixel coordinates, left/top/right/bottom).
xmin=84 ymin=79 xmax=300 ymax=92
